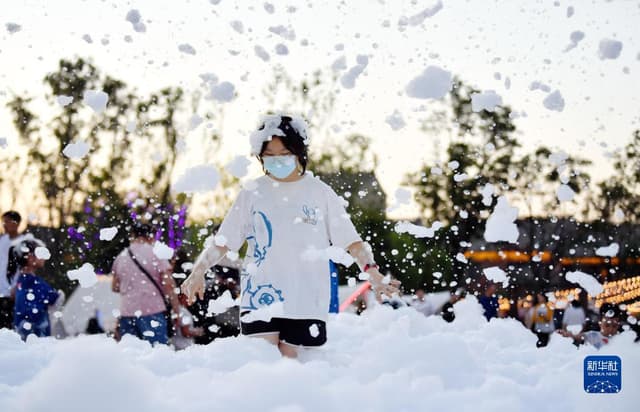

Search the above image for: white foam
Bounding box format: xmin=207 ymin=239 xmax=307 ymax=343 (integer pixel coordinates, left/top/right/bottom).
xmin=301 ymin=245 xmax=355 ymax=267
xmin=565 ymin=271 xmax=604 ymax=296
xmin=225 ymin=156 xmax=251 ymax=178
xmin=1 ymin=302 xmax=638 ymax=409
xmin=308 ymin=323 xmax=320 ymax=338
xmin=483 ymin=266 xmax=509 ymax=286
xmin=126 ymin=120 xmax=137 ymax=133
xmin=595 ymin=243 xmax=619 ymax=257
xmin=484 ymin=196 xmax=519 ymax=243
xmin=209 ymin=81 xmax=236 ymax=102
xmin=62 ymin=141 xmax=91 ymax=159
xmin=385 ymin=110 xmax=406 ymax=131
xmin=405 ymin=1 xmax=443 ymax=26
xmin=189 ymin=114 xmax=203 ymax=131
xmin=543 ymin=90 xmax=565 ymax=112
xmin=249 ymin=114 xmax=308 ymax=156
xmin=268 ymin=25 xmax=295 ymax=41
xmin=254 ymin=45 xmax=270 ymax=61
xmin=35 ymin=247 xmax=51 ymax=260
xmin=598 ymin=39 xmax=623 ymax=60
xmin=405 ymin=66 xmax=452 ymax=99
xmin=125 ymin=9 xmax=146 ymax=32
xmin=56 ymin=95 xmax=73 ymax=107
xmin=172 ymin=165 xmax=220 ymax=194
xmin=471 ymin=90 xmax=502 ymax=112
xmin=99 ymin=227 xmax=118 ymax=241
xmin=564 ymin=31 xmax=585 ymax=52
xmin=273 ymin=43 xmax=288 ymax=56
xmin=6 ymin=23 xmax=21 ymax=33
xmin=67 ymin=263 xmax=98 ymax=288
xmin=340 ymin=55 xmax=368 ymax=89
xmin=178 ymin=44 xmax=197 ymax=55
xmin=206 ymin=290 xmax=238 ymax=315
xmin=83 ymin=90 xmax=108 ymax=113
xmin=152 ymin=241 xmax=174 ymax=260
xmin=230 ymin=20 xmax=244 ymax=34
xmin=480 ymin=183 xmax=495 ymax=207
xmin=395 ymin=220 xmax=444 ymax=238
xmin=331 ymin=56 xmax=347 ymax=72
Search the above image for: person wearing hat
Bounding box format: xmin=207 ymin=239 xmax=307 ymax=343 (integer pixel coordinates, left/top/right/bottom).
xmin=182 ymin=114 xmax=400 ymax=358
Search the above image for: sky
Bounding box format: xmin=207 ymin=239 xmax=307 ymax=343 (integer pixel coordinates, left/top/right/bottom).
xmin=0 ymin=0 xmax=639 ymax=221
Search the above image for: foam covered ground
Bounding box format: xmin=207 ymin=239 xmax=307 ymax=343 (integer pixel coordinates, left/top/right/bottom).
xmin=1 ymin=297 xmax=637 ymax=412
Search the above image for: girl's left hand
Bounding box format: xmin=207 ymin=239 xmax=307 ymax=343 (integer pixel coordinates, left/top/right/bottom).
xmin=368 ymin=270 xmax=401 ymax=299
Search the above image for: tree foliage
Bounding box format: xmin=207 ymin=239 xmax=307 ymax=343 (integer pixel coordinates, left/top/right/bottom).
xmin=590 ymin=130 xmax=640 ymax=223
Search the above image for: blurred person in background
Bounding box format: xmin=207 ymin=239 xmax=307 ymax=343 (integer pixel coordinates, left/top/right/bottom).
xmin=439 ymin=288 xmax=466 ymax=323
xmin=478 ymin=283 xmax=500 ymax=321
xmin=558 ymin=303 xmax=625 ymax=349
xmin=111 ymin=223 xmax=180 ymax=346
xmin=12 ymin=237 xmax=64 ymax=340
xmin=172 ymin=246 xmax=241 ymax=345
xmin=561 ymin=292 xmax=586 ymax=333
xmin=0 ymin=210 xmax=26 ymax=329
xmin=172 ymin=293 xmax=205 ymax=350
xmin=527 ymin=293 xmax=555 ymax=348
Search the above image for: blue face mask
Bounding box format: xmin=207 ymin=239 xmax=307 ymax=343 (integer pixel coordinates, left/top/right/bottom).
xmin=263 ymin=155 xmax=298 ymax=179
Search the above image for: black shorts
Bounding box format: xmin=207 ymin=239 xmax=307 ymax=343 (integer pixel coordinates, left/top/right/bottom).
xmin=240 ymin=315 xmax=327 ymax=347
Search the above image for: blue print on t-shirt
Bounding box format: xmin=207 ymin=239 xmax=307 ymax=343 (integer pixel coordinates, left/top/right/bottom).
xmin=302 ymin=205 xmax=318 ymax=225
xmin=247 ymin=210 xmax=272 ymax=266
xmin=241 ymin=278 xmax=284 ymax=310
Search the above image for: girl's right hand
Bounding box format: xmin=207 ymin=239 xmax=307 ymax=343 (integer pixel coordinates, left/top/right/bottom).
xmin=181 ymin=272 xmax=205 ymax=305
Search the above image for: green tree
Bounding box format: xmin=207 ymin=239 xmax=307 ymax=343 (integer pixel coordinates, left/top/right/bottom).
xmin=262 ymin=65 xmax=337 ymax=137
xmin=511 ymin=147 xmax=591 ymax=218
xmin=4 ymin=58 xmax=211 ymax=296
xmin=7 ymin=58 xmax=137 ymax=225
xmin=409 ymin=79 xmax=520 ymax=234
xmin=136 ymin=87 xmax=185 ymax=205
xmin=590 ymin=130 xmax=640 ymax=223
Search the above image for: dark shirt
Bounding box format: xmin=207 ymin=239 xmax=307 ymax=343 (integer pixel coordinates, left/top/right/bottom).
xmin=13 ymin=273 xmax=59 ymax=335
xmin=478 ymin=295 xmax=499 ymax=321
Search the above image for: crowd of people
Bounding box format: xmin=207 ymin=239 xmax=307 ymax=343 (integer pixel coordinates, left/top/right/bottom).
xmin=1 ymin=208 xmax=638 ymax=353
xmin=0 ymin=210 xmax=241 ymax=349
xmin=406 ymin=284 xmax=638 ymax=350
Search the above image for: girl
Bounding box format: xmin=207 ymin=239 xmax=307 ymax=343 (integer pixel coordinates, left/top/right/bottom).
xmin=182 ymin=114 xmax=400 ymax=357
xmin=12 ymin=237 xmax=63 ymax=341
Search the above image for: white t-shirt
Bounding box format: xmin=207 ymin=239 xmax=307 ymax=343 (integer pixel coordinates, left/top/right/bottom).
xmin=0 ymin=234 xmax=25 ymax=297
xmin=217 ymin=173 xmax=361 ymax=321
xmin=562 ymin=305 xmax=586 ymax=327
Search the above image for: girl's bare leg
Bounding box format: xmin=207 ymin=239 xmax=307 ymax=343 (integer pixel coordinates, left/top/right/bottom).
xmin=277 ymin=341 xmax=298 ymax=358
xmin=252 ymin=333 xmax=298 ymax=358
